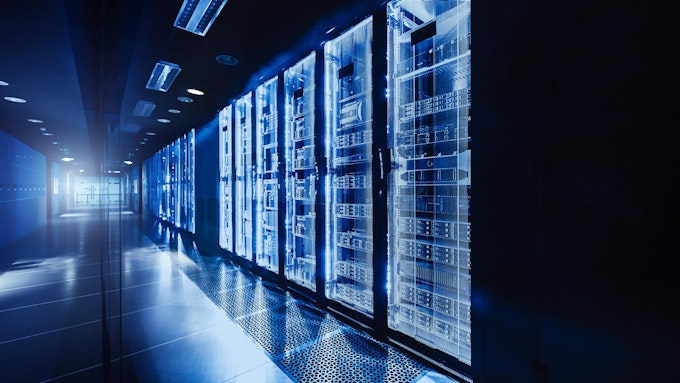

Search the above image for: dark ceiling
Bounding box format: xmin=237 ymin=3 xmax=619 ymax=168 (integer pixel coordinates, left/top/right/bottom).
xmin=0 ymin=0 xmax=384 ymax=175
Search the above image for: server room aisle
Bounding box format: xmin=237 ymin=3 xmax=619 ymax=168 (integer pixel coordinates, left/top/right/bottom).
xmin=0 ymin=209 xmax=458 ymax=383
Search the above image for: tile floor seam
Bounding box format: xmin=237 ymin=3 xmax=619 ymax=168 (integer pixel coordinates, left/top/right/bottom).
xmin=2 ymin=251 xmax=169 ymax=277
xmin=0 ymin=292 xmax=102 ymax=313
xmin=38 ymin=362 xmax=104 ymax=383
xmin=0 ymin=289 xmax=212 ymax=345
xmin=0 ymin=318 xmax=103 ymax=345
xmin=0 ymin=267 xmax=227 ymax=298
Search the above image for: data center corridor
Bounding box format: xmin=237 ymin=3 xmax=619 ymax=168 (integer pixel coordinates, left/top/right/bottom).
xmin=0 ymin=210 xmax=456 ymax=383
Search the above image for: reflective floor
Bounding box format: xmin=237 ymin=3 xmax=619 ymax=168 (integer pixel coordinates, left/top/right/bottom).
xmin=0 ymin=210 xmax=458 ymax=383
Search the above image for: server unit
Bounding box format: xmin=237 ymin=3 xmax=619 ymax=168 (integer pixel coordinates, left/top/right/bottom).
xmin=324 ymin=17 xmax=376 ymax=316
xmin=235 ymin=92 xmax=254 ymax=260
xmin=255 ymin=76 xmax=280 ymax=273
xmin=284 ymin=52 xmax=318 ymax=290
xmin=387 ymin=0 xmax=472 ymax=364
xmin=219 ymin=105 xmax=234 ymax=253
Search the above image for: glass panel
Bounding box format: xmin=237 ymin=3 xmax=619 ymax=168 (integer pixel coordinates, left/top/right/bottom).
xmin=324 ymin=17 xmax=375 ymax=316
xmin=235 ymin=92 xmax=254 ymax=260
xmin=255 ymin=76 xmax=279 ymax=273
xmin=284 ymin=52 xmax=317 ymax=290
xmin=219 ymin=106 xmax=234 ymax=252
xmin=387 ymin=0 xmax=472 ymax=364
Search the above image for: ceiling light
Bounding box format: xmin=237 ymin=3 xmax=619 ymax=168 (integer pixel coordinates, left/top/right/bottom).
xmin=40 ymin=127 xmax=47 ymax=132
xmin=139 ymin=141 xmax=146 ymax=145
xmin=27 ymin=118 xmax=43 ymax=123
xmin=42 ymin=132 xmax=53 ymax=136
xmin=79 ymin=169 xmax=85 ymax=173
xmin=216 ymin=54 xmax=238 ymax=66
xmin=135 ymin=148 xmax=140 ymax=151
xmin=157 ymin=118 xmax=171 ymax=123
xmin=326 ymin=27 xmax=336 ymax=34
xmin=146 ymin=61 xmax=181 ymax=92
xmin=174 ymin=0 xmax=229 ymax=36
xmin=177 ymin=96 xmax=193 ymax=103
xmin=124 ymin=160 xmax=133 ymax=165
xmin=0 ymin=80 xmax=8 ymax=86
xmin=52 ymin=141 xmax=59 ymax=145
xmin=146 ymin=132 xmax=157 ymax=136
xmin=143 ymin=137 xmax=149 ymax=141
xmin=4 ymin=96 xmax=26 ymax=103
xmin=168 ymin=109 xmax=181 ymax=114
xmin=61 ymin=157 xmax=74 ymax=162
xmin=133 ymin=100 xmax=156 ymax=117
xmin=187 ymin=88 xmax=204 ymax=96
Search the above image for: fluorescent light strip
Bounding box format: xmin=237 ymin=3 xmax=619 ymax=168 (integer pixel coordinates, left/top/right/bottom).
xmin=174 ymin=0 xmax=229 ymax=36
xmin=133 ymin=100 xmax=156 ymax=117
xmin=146 ymin=61 xmax=181 ymax=92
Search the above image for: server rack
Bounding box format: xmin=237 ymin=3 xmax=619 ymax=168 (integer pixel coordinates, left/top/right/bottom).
xmin=284 ymin=52 xmax=319 ymax=290
xmin=145 ymin=131 xmax=196 ymax=233
xmin=235 ymin=92 xmax=254 ymax=260
xmin=324 ymin=17 xmax=376 ymax=316
xmin=387 ymin=0 xmax=472 ymax=364
xmin=255 ymin=77 xmax=280 ymax=273
xmin=180 ymin=130 xmax=195 ymax=232
xmin=219 ymin=105 xmax=234 ymax=252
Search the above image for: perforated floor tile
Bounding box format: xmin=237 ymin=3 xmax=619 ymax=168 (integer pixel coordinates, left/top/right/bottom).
xmin=211 ymin=283 xmax=286 ymax=319
xmin=278 ymin=329 xmax=427 ymax=383
xmin=237 ymin=300 xmax=344 ymax=357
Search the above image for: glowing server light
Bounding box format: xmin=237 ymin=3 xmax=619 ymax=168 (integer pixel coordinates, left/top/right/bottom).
xmin=174 ymin=0 xmax=229 ymax=36
xmin=133 ymin=100 xmax=156 ymax=117
xmin=146 ymin=61 xmax=181 ymax=92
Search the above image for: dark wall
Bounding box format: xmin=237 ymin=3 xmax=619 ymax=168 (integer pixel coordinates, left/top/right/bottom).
xmin=194 ymin=118 xmax=219 ymax=250
xmin=0 ymin=129 xmax=47 ymax=251
xmin=473 ymin=0 xmax=676 ymax=382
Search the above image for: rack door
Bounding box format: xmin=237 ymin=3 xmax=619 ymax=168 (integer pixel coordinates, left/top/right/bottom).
xmin=255 ymin=77 xmax=280 ymax=273
xmin=324 ymin=17 xmax=375 ymax=316
xmin=387 ymin=0 xmax=472 ymax=364
xmin=219 ymin=105 xmax=234 ymax=252
xmin=235 ymin=92 xmax=254 ymax=260
xmin=284 ymin=52 xmax=318 ymax=290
